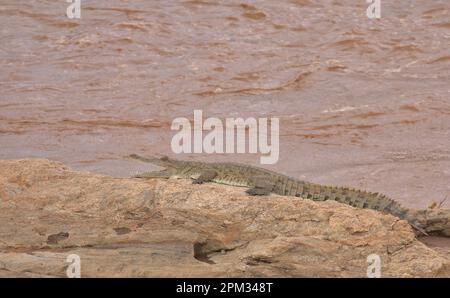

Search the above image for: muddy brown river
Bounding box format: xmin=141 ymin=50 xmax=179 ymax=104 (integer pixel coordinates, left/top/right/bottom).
xmin=0 ymin=0 xmax=449 ymax=211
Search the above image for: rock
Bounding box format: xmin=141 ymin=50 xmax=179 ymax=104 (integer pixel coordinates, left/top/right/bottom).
xmin=0 ymin=158 xmax=448 ymax=277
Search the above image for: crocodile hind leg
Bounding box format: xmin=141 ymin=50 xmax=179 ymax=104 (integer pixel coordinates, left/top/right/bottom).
xmin=132 ymin=170 xmax=172 ymax=179
xmin=246 ymin=176 xmax=274 ymax=196
xmin=246 ymin=187 xmax=272 ymax=195
xmin=192 ymin=170 xmax=218 ymax=184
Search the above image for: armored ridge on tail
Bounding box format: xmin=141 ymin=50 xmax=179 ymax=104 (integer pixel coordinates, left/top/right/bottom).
xmin=129 ymin=154 xmax=425 ymax=233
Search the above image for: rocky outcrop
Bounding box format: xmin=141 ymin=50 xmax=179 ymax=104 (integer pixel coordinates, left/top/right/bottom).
xmin=0 ymin=159 xmax=448 ymax=277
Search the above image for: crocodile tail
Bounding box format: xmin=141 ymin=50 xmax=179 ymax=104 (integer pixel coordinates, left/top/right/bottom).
xmin=413 ymin=209 xmax=450 ymax=236
xmin=327 ymin=187 xmax=427 ymax=234
xmin=351 ymin=191 xmax=450 ymax=237
xmin=361 ymin=192 xmax=427 ymax=234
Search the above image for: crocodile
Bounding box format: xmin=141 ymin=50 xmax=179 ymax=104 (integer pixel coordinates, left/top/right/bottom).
xmin=129 ymin=154 xmax=450 ymax=236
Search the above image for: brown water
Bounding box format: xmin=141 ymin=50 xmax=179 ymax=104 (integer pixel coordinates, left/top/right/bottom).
xmin=1 ymin=0 xmax=449 ymax=209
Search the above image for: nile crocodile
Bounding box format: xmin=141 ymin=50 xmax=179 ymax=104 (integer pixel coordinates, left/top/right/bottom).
xmin=129 ymin=154 xmax=450 ymax=237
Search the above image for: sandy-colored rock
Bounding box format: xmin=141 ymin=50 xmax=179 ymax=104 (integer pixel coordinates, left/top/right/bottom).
xmin=0 ymin=158 xmax=448 ymax=277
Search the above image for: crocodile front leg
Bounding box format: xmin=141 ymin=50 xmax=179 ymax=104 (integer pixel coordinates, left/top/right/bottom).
xmin=192 ymin=170 xmax=218 ymax=184
xmin=246 ymin=176 xmax=275 ymax=196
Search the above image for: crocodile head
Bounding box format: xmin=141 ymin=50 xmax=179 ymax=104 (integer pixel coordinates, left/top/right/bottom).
xmin=137 ymin=155 xmax=207 ymax=179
